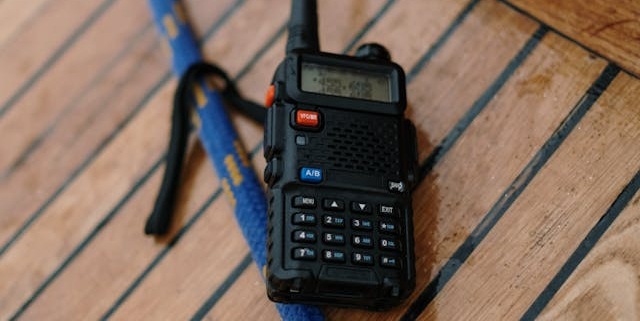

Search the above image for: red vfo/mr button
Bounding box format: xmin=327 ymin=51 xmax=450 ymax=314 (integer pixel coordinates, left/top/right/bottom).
xmin=295 ymin=110 xmax=320 ymax=128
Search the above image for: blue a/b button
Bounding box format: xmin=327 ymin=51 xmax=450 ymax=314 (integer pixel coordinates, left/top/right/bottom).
xmin=300 ymin=167 xmax=323 ymax=183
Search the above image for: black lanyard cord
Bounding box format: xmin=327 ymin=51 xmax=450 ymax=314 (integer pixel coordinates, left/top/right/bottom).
xmin=145 ymin=62 xmax=265 ymax=235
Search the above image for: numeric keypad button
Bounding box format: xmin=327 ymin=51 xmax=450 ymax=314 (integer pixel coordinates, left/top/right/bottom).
xmin=292 ymin=247 xmax=316 ymax=260
xmin=380 ymin=238 xmax=400 ymax=251
xmin=292 ymin=213 xmax=316 ymax=226
xmin=380 ymin=256 xmax=400 ymax=268
xmin=323 ymin=232 xmax=345 ymax=245
xmin=379 ymin=220 xmax=399 ymax=234
xmin=352 ymin=235 xmax=373 ymax=248
xmin=292 ymin=230 xmax=316 ymax=243
xmin=323 ymin=215 xmax=345 ymax=228
xmin=323 ymin=250 xmax=346 ymax=263
xmin=352 ymin=252 xmax=374 ymax=266
xmin=351 ymin=218 xmax=373 ymax=231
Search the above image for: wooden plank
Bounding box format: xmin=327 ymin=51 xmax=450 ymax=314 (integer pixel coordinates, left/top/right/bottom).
xmin=2 ymin=0 xmax=638 ymax=320
xmin=10 ymin=1 xmax=387 ymax=319
xmin=538 ymin=189 xmax=640 ymax=321
xmin=0 ymin=0 xmax=237 ymax=263
xmin=0 ymin=0 xmax=290 ymax=317
xmin=505 ymin=0 xmax=640 ymax=77
xmin=0 ymin=0 xmax=51 ymax=47
xmin=204 ymin=266 xmax=280 ymax=321
xmin=0 ymin=0 xmax=115 ymax=109
xmin=349 ymin=0 xmax=469 ymax=70
xmin=13 ymin=155 xmax=219 ymax=320
xmin=418 ymin=73 xmax=640 ymax=320
xmin=329 ymin=31 xmax=608 ymax=321
xmin=405 ymin=0 xmax=538 ymax=161
xmin=0 ymin=78 xmax=173 ymax=319
xmin=0 ymin=0 xmax=151 ymax=171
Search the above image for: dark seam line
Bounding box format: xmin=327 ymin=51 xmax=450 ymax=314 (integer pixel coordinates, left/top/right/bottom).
xmin=8 ymin=156 xmax=166 ymax=321
xmin=96 ymin=37 xmax=275 ymax=313
xmin=406 ymin=0 xmax=482 ymax=82
xmin=5 ymin=7 xmax=279 ymax=317
xmin=342 ymin=0 xmax=396 ymax=54
xmin=200 ymin=0 xmax=251 ymax=43
xmin=521 ymin=136 xmax=639 ymax=319
xmin=417 ymin=25 xmax=548 ymax=181
xmin=189 ymin=254 xmax=253 ymax=321
xmin=0 ymin=0 xmax=248 ymax=259
xmin=497 ymin=0 xmax=639 ymax=80
xmin=0 ymin=72 xmax=171 ymax=259
xmin=235 ymin=23 xmax=287 ymax=80
xmin=100 ymin=188 xmax=225 ymax=320
xmin=400 ymin=63 xmax=620 ymax=321
xmin=3 ymin=0 xmax=249 ymax=178
xmin=95 ymin=19 xmax=286 ymax=317
xmin=0 ymin=0 xmax=59 ymax=51
xmin=3 ymin=22 xmax=154 ymax=178
xmin=0 ymin=0 xmax=119 ymax=118
xmin=100 ymin=143 xmax=262 ymax=320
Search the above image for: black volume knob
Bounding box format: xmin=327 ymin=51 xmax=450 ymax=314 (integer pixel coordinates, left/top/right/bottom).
xmin=354 ymin=43 xmax=391 ymax=61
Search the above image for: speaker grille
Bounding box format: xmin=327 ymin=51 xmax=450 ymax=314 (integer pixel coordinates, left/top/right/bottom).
xmin=298 ymin=112 xmax=400 ymax=176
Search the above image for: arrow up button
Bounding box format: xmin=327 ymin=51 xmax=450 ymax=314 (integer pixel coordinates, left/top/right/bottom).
xmin=322 ymin=198 xmax=344 ymax=211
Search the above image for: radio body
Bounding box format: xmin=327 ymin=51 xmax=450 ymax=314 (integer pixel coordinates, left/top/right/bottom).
xmin=263 ymin=46 xmax=418 ymax=309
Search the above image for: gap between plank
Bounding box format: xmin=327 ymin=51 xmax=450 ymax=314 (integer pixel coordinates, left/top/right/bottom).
xmin=0 ymin=0 xmax=250 ymax=259
xmin=498 ymin=0 xmax=640 ymax=80
xmin=2 ymin=22 xmax=154 ymax=178
xmin=0 ymin=0 xmax=119 ymax=118
xmin=8 ymin=156 xmax=166 ymax=321
xmin=6 ymin=15 xmax=285 ymax=318
xmin=400 ymin=63 xmax=621 ymax=320
xmin=189 ymin=253 xmax=253 ymax=321
xmin=521 ymin=167 xmax=640 ymax=320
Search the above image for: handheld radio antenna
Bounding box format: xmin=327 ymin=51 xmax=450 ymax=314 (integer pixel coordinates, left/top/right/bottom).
xmin=286 ymin=0 xmax=319 ymax=54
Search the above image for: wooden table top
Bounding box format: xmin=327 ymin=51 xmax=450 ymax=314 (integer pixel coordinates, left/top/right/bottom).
xmin=1 ymin=0 xmax=639 ymax=320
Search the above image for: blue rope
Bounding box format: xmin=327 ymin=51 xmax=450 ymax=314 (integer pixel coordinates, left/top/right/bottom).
xmin=147 ymin=1 xmax=324 ymax=320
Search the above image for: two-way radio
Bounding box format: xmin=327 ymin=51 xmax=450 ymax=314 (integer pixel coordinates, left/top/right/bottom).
xmin=263 ymin=0 xmax=418 ymax=309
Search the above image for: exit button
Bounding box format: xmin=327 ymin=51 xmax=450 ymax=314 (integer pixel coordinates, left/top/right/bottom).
xmin=300 ymin=167 xmax=323 ymax=183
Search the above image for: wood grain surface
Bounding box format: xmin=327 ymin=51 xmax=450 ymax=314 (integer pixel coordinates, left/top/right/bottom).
xmin=1 ymin=0 xmax=639 ymax=319
xmin=0 ymin=0 xmax=110 ymax=105
xmin=538 ymin=189 xmax=640 ymax=321
xmin=0 ymin=0 xmax=51 ymax=47
xmin=0 ymin=0 xmax=234 ymax=249
xmin=505 ymin=0 xmax=640 ymax=77
xmin=419 ymin=73 xmax=640 ymax=320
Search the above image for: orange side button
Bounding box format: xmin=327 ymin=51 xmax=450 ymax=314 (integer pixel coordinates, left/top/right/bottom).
xmin=295 ymin=110 xmax=320 ymax=128
xmin=265 ymin=84 xmax=275 ymax=107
